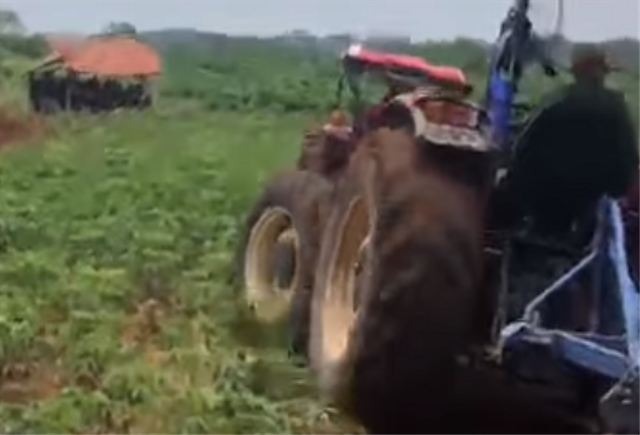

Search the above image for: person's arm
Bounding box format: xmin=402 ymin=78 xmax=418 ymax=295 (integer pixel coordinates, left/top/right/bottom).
xmin=610 ymin=92 xmax=639 ymax=196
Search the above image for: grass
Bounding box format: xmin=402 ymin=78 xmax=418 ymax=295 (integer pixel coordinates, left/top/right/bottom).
xmin=0 ymin=49 xmax=34 ymax=110
xmin=0 ymin=108 xmax=359 ymax=433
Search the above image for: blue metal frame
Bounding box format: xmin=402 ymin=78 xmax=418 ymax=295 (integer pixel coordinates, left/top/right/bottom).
xmin=499 ymin=201 xmax=639 ymax=428
xmin=609 ymin=201 xmax=640 ymax=365
xmin=499 ymin=199 xmax=640 ymax=382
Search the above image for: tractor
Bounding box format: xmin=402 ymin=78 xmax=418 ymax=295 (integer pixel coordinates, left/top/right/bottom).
xmin=234 ymin=41 xmax=472 ymax=354
xmin=234 ymin=0 xmax=639 ymax=433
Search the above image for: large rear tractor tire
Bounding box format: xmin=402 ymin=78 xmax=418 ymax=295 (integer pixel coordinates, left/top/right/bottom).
xmin=235 ymin=169 xmax=332 ymax=354
xmin=308 ymin=130 xmax=486 ymax=433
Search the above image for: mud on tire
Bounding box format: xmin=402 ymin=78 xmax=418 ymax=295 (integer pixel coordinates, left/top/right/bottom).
xmin=235 ymin=169 xmax=332 ymax=355
xmin=308 ymin=129 xmax=488 ymax=433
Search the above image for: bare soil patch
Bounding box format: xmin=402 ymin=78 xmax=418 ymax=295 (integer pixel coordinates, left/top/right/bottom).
xmin=0 ymin=108 xmax=49 ymax=149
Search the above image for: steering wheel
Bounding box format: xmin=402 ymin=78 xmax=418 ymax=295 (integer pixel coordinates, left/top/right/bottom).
xmin=494 ymin=0 xmax=565 ymax=84
xmin=528 ymin=0 xmax=564 ymax=37
xmin=528 ymin=0 xmax=569 ymax=69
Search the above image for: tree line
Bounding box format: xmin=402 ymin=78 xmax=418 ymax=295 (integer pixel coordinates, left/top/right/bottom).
xmin=1 ymin=8 xmax=638 ymax=118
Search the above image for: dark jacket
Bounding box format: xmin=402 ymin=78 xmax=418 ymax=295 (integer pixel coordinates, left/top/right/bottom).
xmin=568 ymin=83 xmax=638 ymax=196
xmin=503 ymin=80 xmax=638 ymax=231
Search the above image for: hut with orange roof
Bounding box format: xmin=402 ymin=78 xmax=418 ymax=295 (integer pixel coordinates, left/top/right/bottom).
xmin=28 ymin=36 xmax=162 ymax=113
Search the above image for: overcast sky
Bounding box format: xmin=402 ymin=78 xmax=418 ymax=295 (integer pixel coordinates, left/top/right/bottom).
xmin=3 ymin=0 xmax=638 ymax=41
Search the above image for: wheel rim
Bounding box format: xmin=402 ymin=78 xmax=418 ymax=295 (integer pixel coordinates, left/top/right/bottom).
xmin=321 ymin=197 xmax=371 ymax=363
xmin=244 ymin=207 xmax=301 ymax=322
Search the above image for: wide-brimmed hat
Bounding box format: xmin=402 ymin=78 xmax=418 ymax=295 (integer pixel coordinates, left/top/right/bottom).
xmin=570 ymin=44 xmax=618 ymax=74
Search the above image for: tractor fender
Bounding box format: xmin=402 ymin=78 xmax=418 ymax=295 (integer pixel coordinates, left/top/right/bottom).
xmin=388 ymin=91 xmax=495 ymax=153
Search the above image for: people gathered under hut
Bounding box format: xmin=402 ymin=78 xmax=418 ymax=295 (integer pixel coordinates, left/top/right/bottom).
xmin=28 ymin=70 xmax=154 ymax=114
xmin=27 ymin=37 xmax=160 ymax=114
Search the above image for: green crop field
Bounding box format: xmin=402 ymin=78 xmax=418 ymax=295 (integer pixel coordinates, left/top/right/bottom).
xmin=0 ymin=110 xmax=363 ymax=433
xmin=0 ymin=8 xmax=638 ymax=434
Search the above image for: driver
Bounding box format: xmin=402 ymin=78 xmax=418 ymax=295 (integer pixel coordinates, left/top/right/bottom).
xmin=493 ymin=45 xmax=638 ymax=233
xmin=563 ymin=45 xmax=639 ymax=198
xmin=523 ymin=45 xmax=640 ymax=234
